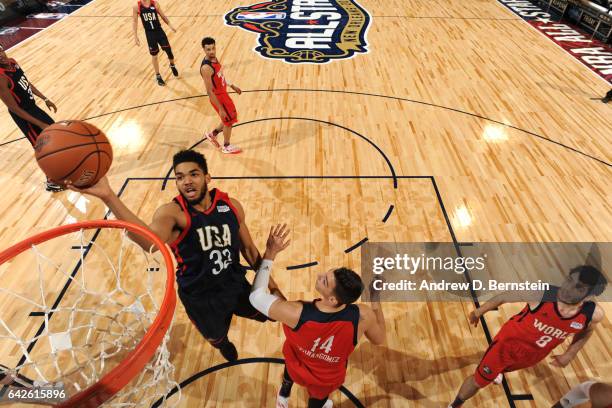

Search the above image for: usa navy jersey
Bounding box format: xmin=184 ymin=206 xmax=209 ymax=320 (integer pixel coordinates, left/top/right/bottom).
xmin=0 ymin=59 xmax=35 ymax=109
xmin=138 ymin=0 xmax=163 ymax=32
xmin=170 ymin=189 xmax=243 ymax=291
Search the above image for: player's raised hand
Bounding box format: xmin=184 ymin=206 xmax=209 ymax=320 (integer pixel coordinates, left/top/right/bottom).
xmin=469 ymin=309 xmax=482 ymax=327
xmin=231 ymin=85 xmax=242 ymax=95
xmin=549 ymin=354 xmax=572 ymax=368
xmin=66 ymin=176 xmax=114 ymax=200
xmin=264 ymin=224 xmax=290 ymax=260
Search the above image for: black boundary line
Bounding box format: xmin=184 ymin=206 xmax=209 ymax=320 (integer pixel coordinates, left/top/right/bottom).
xmin=0 ymin=136 xmax=25 ymax=147
xmin=382 ymin=205 xmax=394 ymax=223
xmin=149 ymin=357 xmax=365 ymax=408
xmin=345 ymin=237 xmax=369 ymax=253
xmin=512 ymin=394 xmax=535 ymax=401
xmin=66 ymin=88 xmax=612 ymax=168
xmin=160 ymin=116 xmax=399 ymax=190
xmin=287 ymin=261 xmax=318 ymax=270
xmin=430 ymin=175 xmax=525 ymax=406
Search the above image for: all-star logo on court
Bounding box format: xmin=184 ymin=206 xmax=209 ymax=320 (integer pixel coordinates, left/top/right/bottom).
xmin=225 ymin=0 xmax=371 ymax=64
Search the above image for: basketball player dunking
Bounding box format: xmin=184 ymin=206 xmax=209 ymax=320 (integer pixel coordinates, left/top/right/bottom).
xmin=0 ymin=44 xmax=61 ymax=192
xmin=448 ymin=266 xmax=607 ymax=407
xmin=68 ymin=150 xmax=283 ymax=361
xmin=249 ymin=225 xmax=387 ymax=408
xmin=132 ymin=0 xmax=178 ymax=86
xmin=201 ymin=37 xmax=242 ymax=155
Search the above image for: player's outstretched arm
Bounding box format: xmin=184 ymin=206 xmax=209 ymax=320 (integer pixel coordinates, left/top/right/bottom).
xmin=0 ymin=76 xmax=50 ymax=129
xmin=249 ymin=224 xmax=302 ymax=328
xmin=155 ymin=2 xmax=176 ymax=32
xmin=67 ymin=176 xmax=177 ymax=251
xmin=358 ymin=281 xmax=386 ymax=345
xmin=550 ymin=304 xmax=605 ymax=368
xmin=132 ymin=5 xmax=140 ymax=46
xmin=469 ymin=290 xmax=539 ymax=327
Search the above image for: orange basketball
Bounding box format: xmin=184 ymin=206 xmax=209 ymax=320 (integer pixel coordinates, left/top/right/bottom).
xmin=34 ymin=120 xmax=113 ymax=188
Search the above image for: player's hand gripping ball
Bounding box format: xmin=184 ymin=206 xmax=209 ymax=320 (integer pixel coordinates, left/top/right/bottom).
xmin=34 ymin=120 xmax=113 ymax=188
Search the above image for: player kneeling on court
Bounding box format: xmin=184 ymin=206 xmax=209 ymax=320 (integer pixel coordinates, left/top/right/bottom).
xmin=249 ymin=224 xmax=387 ymax=408
xmin=448 ymin=266 xmax=607 ymax=407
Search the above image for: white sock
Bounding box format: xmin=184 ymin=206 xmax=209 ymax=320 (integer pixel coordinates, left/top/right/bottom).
xmin=559 ymin=381 xmax=596 ymax=407
xmin=276 ymin=393 xmax=289 ymax=408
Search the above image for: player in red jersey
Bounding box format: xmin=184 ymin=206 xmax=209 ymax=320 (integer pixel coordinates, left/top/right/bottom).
xmin=248 ymin=225 xmax=387 ymax=408
xmin=200 ymin=37 xmax=242 ymax=154
xmin=552 ymin=380 xmax=612 ymax=408
xmin=448 ymin=265 xmax=607 ymax=407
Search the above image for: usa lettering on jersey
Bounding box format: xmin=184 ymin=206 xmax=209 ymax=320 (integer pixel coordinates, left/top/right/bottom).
xmin=196 ymin=224 xmax=231 ymax=251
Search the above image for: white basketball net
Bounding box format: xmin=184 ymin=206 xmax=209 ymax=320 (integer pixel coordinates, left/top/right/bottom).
xmin=0 ymin=226 xmax=180 ymax=407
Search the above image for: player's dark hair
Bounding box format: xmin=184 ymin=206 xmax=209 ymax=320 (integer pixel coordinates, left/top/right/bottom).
xmin=202 ymin=37 xmax=216 ymax=48
xmin=173 ymin=150 xmax=208 ymax=174
xmin=569 ymin=265 xmax=608 ymax=297
xmin=332 ymin=268 xmax=364 ymax=305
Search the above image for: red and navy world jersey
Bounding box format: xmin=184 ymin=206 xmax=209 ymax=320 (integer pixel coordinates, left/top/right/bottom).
xmin=169 ymin=189 xmax=243 ymax=292
xmin=282 ymin=300 xmax=360 ymax=387
xmin=497 ymin=287 xmax=595 ymax=356
xmin=0 ymin=59 xmax=35 ymax=109
xmin=138 ymin=0 xmax=162 ymax=32
xmin=201 ymin=59 xmax=227 ymax=95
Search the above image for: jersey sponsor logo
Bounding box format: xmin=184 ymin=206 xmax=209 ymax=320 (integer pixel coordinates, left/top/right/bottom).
xmin=570 ymin=321 xmax=584 ymax=330
xmin=482 ymin=365 xmax=492 ymax=375
xmin=225 ymin=0 xmax=371 ymax=64
xmin=533 ymin=318 xmax=569 ymax=340
xmin=217 ymin=205 xmax=231 ymax=213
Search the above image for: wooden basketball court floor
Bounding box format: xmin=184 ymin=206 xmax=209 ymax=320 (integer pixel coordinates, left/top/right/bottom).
xmin=0 ymin=0 xmax=610 ymax=406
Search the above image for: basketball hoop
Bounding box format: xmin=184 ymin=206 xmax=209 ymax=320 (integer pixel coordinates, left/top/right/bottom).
xmin=0 ymin=220 xmax=179 ymax=407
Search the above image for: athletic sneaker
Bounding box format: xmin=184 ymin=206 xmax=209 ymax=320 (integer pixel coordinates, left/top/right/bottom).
xmin=221 ymin=144 xmax=242 ymax=154
xmin=170 ymin=64 xmax=179 ymax=77
xmin=205 ymin=131 xmax=221 ymax=148
xmin=603 ymin=95 xmax=611 ymax=103
xmin=45 ymin=181 xmax=65 ymax=193
xmin=219 ymin=340 xmax=238 ymax=362
xmin=276 ymin=393 xmax=289 ymax=408
xmin=322 ymin=399 xmax=333 ymax=408
xmin=156 ymin=74 xmax=166 ymax=86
